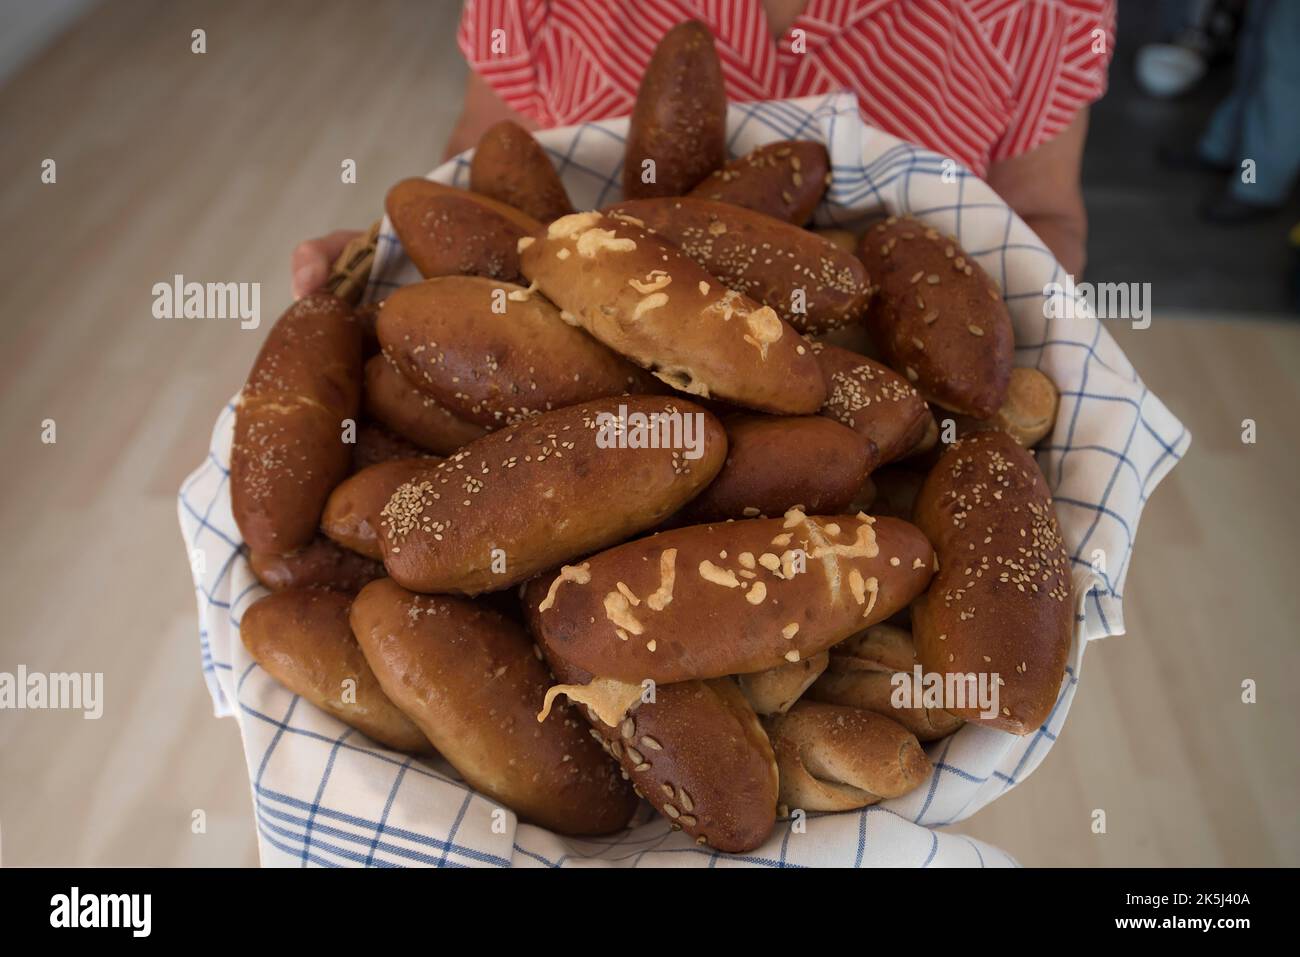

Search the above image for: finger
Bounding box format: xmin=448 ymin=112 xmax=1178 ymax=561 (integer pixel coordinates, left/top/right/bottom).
xmin=290 ymin=229 xmax=363 ymax=299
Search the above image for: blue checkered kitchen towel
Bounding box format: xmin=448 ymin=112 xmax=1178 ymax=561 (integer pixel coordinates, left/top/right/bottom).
xmin=177 ymin=93 xmax=1190 ymax=867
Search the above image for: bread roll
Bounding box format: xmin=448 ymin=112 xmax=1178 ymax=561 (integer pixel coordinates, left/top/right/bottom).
xmin=385 ymin=178 xmax=542 ymax=282
xmin=810 ymin=624 xmax=963 ymax=741
xmin=528 ymin=635 xmax=779 ymax=852
xmin=352 ymin=420 xmax=429 ymax=469
xmin=232 ymin=294 xmax=362 ymax=554
xmin=769 ymin=701 xmax=931 ymax=811
xmin=378 ymin=397 xmax=727 ymax=595
xmin=855 ymin=216 xmax=1013 ymax=418
xmin=240 ymin=589 xmax=431 ymax=753
xmin=814 ymin=228 xmax=856 ymax=253
xmin=469 ymin=120 xmax=574 ymax=222
xmin=911 ymin=430 xmax=1072 ymax=734
xmin=679 ymin=415 xmax=877 ymax=522
xmin=623 ymin=20 xmax=726 ymax=199
xmin=363 ymin=355 xmax=487 ymax=455
xmin=865 ymin=466 xmax=926 ymax=521
xmin=323 ymin=458 xmax=441 ymax=560
xmin=690 ymin=141 xmax=830 ymax=225
xmin=606 ymin=197 xmax=871 ymax=335
xmin=351 ymin=578 xmax=637 ymax=835
xmin=531 ymin=510 xmax=934 ymax=684
xmin=518 ymin=211 xmax=827 ymax=414
xmin=812 ymin=342 xmax=934 ymax=465
xmin=949 ymin=367 xmax=1059 ymax=448
xmin=249 ymin=535 xmax=385 ymax=594
xmin=376 ymin=277 xmax=658 ymax=428
xmin=737 ymin=651 xmax=829 ymax=716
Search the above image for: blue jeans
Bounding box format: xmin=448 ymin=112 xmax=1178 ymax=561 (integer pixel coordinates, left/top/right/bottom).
xmin=1198 ymin=0 xmax=1300 ymax=205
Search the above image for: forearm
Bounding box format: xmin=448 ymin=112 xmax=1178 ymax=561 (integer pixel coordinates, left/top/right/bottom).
xmin=1021 ymin=210 xmax=1087 ymax=279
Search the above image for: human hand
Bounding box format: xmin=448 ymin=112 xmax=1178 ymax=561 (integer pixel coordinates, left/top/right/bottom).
xmin=290 ymin=229 xmax=363 ymax=299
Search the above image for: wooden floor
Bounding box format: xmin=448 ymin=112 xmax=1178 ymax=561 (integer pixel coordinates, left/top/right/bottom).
xmin=0 ymin=0 xmax=1296 ymax=867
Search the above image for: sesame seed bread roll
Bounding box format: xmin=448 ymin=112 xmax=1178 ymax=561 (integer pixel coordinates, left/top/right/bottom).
xmin=378 ymin=397 xmax=727 ymax=595
xmin=469 ymin=120 xmax=574 ymax=223
xmin=690 ymin=141 xmax=830 ymax=225
xmin=323 ymin=458 xmax=442 ymax=560
xmin=811 ymin=342 xmax=935 ymax=465
xmin=679 ymin=415 xmax=878 ymax=523
xmin=385 ymin=178 xmax=543 ymax=282
xmin=249 ymin=535 xmax=386 ymax=595
xmin=350 ymin=578 xmax=637 ymax=835
xmin=363 ymin=355 xmax=487 ymax=455
xmin=240 ymin=589 xmax=432 ymax=754
xmin=623 ymin=20 xmax=726 ymax=200
xmin=911 ymin=431 xmax=1073 ymax=734
xmin=950 ymin=366 xmax=1060 ymax=449
xmin=352 ymin=421 xmax=428 ymax=470
xmin=232 ymin=294 xmax=363 ymax=555
xmin=737 ymin=651 xmax=830 ymax=716
xmin=814 ymin=228 xmax=857 ymax=254
xmin=855 ymin=216 xmax=1013 ymax=419
xmin=809 ymin=624 xmax=964 ymax=741
xmin=606 ymin=198 xmax=871 ymax=335
xmin=768 ymin=701 xmax=932 ymax=812
xmin=522 ymin=629 xmax=779 ymax=852
xmin=531 ymin=510 xmax=934 ymax=685
xmin=517 ymin=212 xmax=827 ymax=414
xmin=376 ymin=277 xmax=659 ymax=429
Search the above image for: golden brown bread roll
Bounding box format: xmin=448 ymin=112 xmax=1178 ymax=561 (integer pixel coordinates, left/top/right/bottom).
xmin=469 ymin=120 xmax=574 ymax=222
xmin=856 ymin=216 xmax=1013 ymax=419
xmin=531 ymin=511 xmax=934 ymax=685
xmin=606 ymin=197 xmax=871 ymax=335
xmin=385 ymin=178 xmax=542 ymax=282
xmin=363 ymin=355 xmax=487 ymax=455
xmin=350 ymin=578 xmax=637 ymax=835
xmin=911 ymin=430 xmax=1072 ymax=734
xmin=769 ymin=701 xmax=932 ymax=811
xmin=240 ymin=589 xmax=431 ymax=753
xmin=248 ymin=535 xmax=385 ymax=594
xmin=814 ymin=228 xmax=857 ymax=253
xmin=378 ymin=397 xmax=727 ymax=595
xmin=737 ymin=651 xmax=830 ymax=716
xmin=623 ymin=20 xmax=726 ymax=199
xmin=810 ymin=624 xmax=964 ymax=741
xmin=690 ymin=141 xmax=830 ymax=225
xmin=518 ymin=211 xmax=827 ymax=414
xmin=526 ymin=631 xmax=779 ymax=853
xmin=376 ymin=277 xmax=658 ymax=428
xmin=812 ymin=342 xmax=934 ymax=465
xmin=948 ymin=367 xmax=1060 ymax=448
xmin=232 ymin=294 xmax=362 ymax=554
xmin=679 ymin=414 xmax=878 ymax=522
xmin=322 ymin=458 xmax=441 ymax=560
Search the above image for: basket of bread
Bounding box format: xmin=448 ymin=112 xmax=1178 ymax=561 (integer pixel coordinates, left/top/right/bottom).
xmin=179 ymin=23 xmax=1188 ymax=867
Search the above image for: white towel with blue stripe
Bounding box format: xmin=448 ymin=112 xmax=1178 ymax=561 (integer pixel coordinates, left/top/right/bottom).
xmin=178 ymin=93 xmax=1189 ymax=867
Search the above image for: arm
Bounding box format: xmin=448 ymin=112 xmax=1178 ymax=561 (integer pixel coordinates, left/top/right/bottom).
xmin=442 ymin=72 xmax=539 ymax=159
xmin=984 ymin=109 xmax=1090 ymax=278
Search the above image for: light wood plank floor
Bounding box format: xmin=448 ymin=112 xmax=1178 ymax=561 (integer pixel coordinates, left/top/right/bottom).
xmin=0 ymin=0 xmax=1296 ymax=867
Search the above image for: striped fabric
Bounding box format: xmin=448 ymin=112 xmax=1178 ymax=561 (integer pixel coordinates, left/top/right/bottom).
xmin=458 ymin=0 xmax=1115 ymax=176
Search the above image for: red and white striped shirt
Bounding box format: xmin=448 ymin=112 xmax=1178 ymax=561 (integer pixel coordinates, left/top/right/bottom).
xmin=458 ymin=0 xmax=1115 ymax=176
